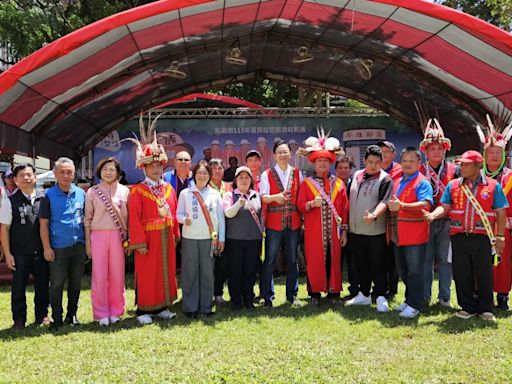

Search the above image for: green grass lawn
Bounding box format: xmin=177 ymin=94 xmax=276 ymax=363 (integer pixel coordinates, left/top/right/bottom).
xmin=0 ymin=276 xmax=511 ymax=383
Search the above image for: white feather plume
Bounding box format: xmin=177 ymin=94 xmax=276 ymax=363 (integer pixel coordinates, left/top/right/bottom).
xmin=475 ymin=124 xmax=486 ymax=144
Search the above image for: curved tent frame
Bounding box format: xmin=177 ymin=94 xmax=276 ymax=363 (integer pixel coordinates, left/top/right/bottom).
xmin=0 ymin=0 xmax=511 ymax=158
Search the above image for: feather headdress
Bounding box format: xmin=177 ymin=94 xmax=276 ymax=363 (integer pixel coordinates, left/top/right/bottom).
xmin=297 ymin=126 xmax=345 ymax=163
xmin=476 ymin=112 xmax=512 ymax=150
xmin=122 ymin=111 xmax=168 ymax=168
xmin=415 ymin=101 xmax=451 ymax=152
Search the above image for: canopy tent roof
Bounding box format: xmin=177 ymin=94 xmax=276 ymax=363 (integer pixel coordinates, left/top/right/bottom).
xmin=0 ymin=0 xmax=511 ymax=159
xmin=154 ymin=93 xmax=263 ymax=108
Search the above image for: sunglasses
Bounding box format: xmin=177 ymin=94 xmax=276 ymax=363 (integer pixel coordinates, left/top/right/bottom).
xmin=176 ymin=158 xmax=191 ymax=162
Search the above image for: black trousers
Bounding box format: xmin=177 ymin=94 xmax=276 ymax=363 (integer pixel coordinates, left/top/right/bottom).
xmin=227 ymin=239 xmax=260 ymax=306
xmin=385 ymin=242 xmax=399 ymax=295
xmin=351 ymin=233 xmax=387 ymax=297
xmin=49 ymin=243 xmax=86 ymax=325
xmin=214 ymin=250 xmax=228 ymax=297
xmin=451 ymin=233 xmax=494 ymax=314
xmin=344 ymin=235 xmax=359 ymax=295
xmin=11 ymin=252 xmax=49 ymax=323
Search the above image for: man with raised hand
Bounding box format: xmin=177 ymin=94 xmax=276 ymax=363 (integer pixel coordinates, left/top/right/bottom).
xmin=260 ymin=140 xmax=303 ymax=307
xmin=388 ymin=147 xmax=433 ymax=319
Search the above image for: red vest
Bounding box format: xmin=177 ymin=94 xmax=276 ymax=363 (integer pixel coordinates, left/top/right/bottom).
xmin=386 ymin=162 xmax=403 ymax=183
xmin=420 ymin=161 xmax=457 ymax=207
xmin=265 ymin=167 xmax=301 ymax=231
xmin=448 ymin=177 xmax=497 ymax=236
xmin=390 ymin=173 xmax=430 ymax=246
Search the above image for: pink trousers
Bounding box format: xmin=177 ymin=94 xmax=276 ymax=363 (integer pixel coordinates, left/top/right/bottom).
xmin=91 ymin=230 xmax=125 ymax=320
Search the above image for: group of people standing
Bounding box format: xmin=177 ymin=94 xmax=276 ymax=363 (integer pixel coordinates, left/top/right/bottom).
xmin=1 ymin=113 xmax=511 ymax=331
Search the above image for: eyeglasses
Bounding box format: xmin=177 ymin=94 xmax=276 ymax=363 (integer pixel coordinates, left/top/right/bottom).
xmin=176 ymin=158 xmax=191 ymax=162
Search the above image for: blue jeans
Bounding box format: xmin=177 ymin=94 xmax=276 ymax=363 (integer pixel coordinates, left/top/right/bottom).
xmin=394 ymin=243 xmax=426 ymax=311
xmin=424 ymin=219 xmax=452 ymax=302
xmin=261 ymin=228 xmax=299 ymax=302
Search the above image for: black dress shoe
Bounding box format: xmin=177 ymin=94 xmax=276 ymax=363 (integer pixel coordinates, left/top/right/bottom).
xmin=50 ymin=322 xmax=61 ymax=332
xmin=496 ymin=294 xmax=509 ymax=311
xmin=244 ymin=303 xmax=255 ymax=311
xmin=264 ymin=300 xmax=273 ymax=307
xmin=231 ymin=303 xmax=243 ymax=311
xmin=183 ymin=312 xmax=198 ymax=319
xmin=64 ymin=315 xmax=81 ymax=326
xmin=12 ymin=320 xmax=25 ymax=330
xmin=203 ymin=312 xmax=215 ymax=317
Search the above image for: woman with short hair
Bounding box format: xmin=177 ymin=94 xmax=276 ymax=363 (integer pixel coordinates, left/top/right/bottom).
xmin=85 ymin=157 xmax=129 ymax=326
xmin=223 ymin=166 xmax=263 ymax=311
xmin=177 ymin=160 xmax=225 ymax=318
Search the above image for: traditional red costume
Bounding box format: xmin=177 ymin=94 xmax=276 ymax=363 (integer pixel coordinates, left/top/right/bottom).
xmin=129 ymin=183 xmax=179 ymax=311
xmin=476 ymin=115 xmax=512 ymax=297
xmin=297 ymin=128 xmax=348 ymax=295
xmin=126 ymin=112 xmax=180 ymax=314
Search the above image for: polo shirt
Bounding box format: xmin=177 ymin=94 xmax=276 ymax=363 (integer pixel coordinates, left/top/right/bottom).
xmin=39 ymin=183 xmax=86 ymax=249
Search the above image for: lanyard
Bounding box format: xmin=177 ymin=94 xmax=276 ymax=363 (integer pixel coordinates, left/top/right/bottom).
xmin=460 ymin=183 xmax=498 ymax=264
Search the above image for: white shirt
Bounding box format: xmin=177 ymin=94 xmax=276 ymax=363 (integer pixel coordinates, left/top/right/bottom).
xmin=176 ymin=184 xmax=225 ymax=241
xmin=259 ymin=163 xmax=304 ymax=196
xmin=0 ymin=190 xmax=36 ymax=226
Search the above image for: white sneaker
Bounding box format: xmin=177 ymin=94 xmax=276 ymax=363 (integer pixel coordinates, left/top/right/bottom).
xmin=399 ymin=305 xmax=420 ymax=319
xmin=376 ymin=296 xmax=389 ymax=312
xmin=156 ymin=309 xmax=176 ymax=320
xmin=137 ymin=314 xmax=153 ymax=325
xmin=345 ymin=292 xmax=372 ymax=306
xmin=109 ymin=316 xmax=120 ymax=324
xmin=394 ymin=302 xmax=408 ymax=312
xmin=98 ymin=317 xmax=109 ymax=326
xmin=215 ymin=296 xmax=228 ymax=304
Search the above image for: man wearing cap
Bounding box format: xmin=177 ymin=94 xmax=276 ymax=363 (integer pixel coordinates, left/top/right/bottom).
xmin=203 ymin=147 xmax=212 ymax=163
xmin=297 ymin=131 xmax=348 ymax=304
xmin=477 ymin=115 xmax=512 ymax=310
xmin=245 ymin=150 xmax=262 ymax=192
xmin=4 ymin=170 xmax=19 ymax=197
xmin=419 ymin=119 xmax=457 ymax=308
xmin=345 ymin=145 xmax=393 ymax=312
xmin=388 ymin=147 xmax=433 ymax=318
xmin=127 ymin=115 xmax=179 ymax=325
xmin=260 ymin=140 xmax=303 ymax=307
xmin=378 ymin=140 xmax=402 ymax=300
xmin=424 ymin=150 xmax=507 ymax=321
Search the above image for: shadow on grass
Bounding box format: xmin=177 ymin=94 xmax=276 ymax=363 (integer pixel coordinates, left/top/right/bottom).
xmin=0 ymin=277 xmax=509 ymax=339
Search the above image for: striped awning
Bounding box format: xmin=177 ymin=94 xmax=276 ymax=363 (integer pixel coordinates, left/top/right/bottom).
xmin=0 ymin=0 xmax=510 ymax=158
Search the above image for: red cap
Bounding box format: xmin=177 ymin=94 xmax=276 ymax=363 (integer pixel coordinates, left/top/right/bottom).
xmin=454 ymin=150 xmax=483 ymax=164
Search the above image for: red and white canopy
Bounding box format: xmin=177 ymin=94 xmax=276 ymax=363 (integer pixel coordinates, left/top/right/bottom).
xmin=0 ymin=0 xmax=510 ymax=158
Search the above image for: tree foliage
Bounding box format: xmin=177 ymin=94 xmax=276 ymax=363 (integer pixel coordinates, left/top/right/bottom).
xmin=0 ymin=0 xmax=157 ymax=65
xmin=437 ymin=0 xmax=512 ymax=30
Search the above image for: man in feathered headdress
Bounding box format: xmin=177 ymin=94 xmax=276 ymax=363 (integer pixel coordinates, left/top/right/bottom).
xmin=418 ymin=116 xmax=457 ymax=309
xmin=476 ymin=114 xmax=512 ymax=310
xmin=297 ymin=128 xmax=349 ymax=305
xmin=126 ymin=112 xmax=180 ymax=325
